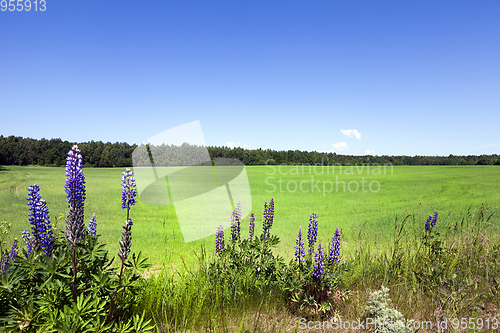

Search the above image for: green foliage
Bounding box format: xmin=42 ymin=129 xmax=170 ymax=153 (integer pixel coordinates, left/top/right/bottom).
xmin=216 ymin=235 xmax=285 ymax=285
xmin=279 ymin=251 xmax=351 ymax=319
xmin=0 ymin=227 xmax=154 ymax=332
xmin=2 ymin=134 xmax=500 ymax=167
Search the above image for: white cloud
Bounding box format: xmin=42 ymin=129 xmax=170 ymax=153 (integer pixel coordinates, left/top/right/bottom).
xmin=364 ymin=149 xmax=375 ymax=155
xmin=320 ymin=142 xmax=348 ymax=153
xmin=226 ymin=142 xmax=249 ymax=149
xmin=341 ymin=129 xmax=362 ymax=140
xmin=332 ymin=142 xmax=348 ymax=151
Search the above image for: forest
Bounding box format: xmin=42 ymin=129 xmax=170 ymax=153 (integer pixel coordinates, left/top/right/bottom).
xmin=1 ymin=135 xmax=499 ymax=167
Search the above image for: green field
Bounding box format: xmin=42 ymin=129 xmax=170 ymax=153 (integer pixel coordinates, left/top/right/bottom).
xmin=1 ymin=165 xmax=499 ymax=268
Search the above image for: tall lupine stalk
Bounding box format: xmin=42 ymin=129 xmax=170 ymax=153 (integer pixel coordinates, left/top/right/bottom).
xmin=10 ymin=240 xmax=18 ymax=261
xmin=64 ymin=145 xmax=86 ymax=301
xmin=0 ymin=255 xmax=8 ymax=276
xmin=313 ymin=243 xmax=325 ymax=279
xmin=262 ymin=198 xmax=275 ymax=240
xmin=119 ymin=168 xmax=137 ymax=261
xmin=307 ymin=213 xmax=318 ymax=255
xmin=249 ymin=213 xmax=255 ymax=241
xmin=235 ymin=201 xmax=242 ymax=222
xmin=294 ymin=227 xmax=305 ymax=263
xmin=110 ymin=168 xmax=137 ymax=320
xmin=230 ymin=211 xmax=240 ymax=243
xmin=235 ymin=201 xmax=242 ymax=240
xmin=26 ymin=184 xmax=54 ymax=257
xmin=215 ymin=225 xmax=225 ymax=254
xmin=424 ymin=215 xmax=432 ymax=232
xmin=64 ymin=145 xmax=86 ymax=248
xmin=329 ymin=227 xmax=341 ymax=263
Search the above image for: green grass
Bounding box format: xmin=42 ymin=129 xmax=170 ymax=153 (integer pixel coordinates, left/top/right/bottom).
xmin=1 ymin=165 xmax=499 ymax=269
xmin=2 ymin=164 xmax=500 ymax=332
xmin=134 ymin=203 xmax=500 ymax=332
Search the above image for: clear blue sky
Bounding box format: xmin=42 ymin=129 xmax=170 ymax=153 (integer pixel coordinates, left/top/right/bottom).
xmin=1 ymin=1 xmax=499 ymax=156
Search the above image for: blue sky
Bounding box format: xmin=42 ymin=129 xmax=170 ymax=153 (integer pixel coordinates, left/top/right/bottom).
xmin=0 ymin=1 xmax=499 ymax=156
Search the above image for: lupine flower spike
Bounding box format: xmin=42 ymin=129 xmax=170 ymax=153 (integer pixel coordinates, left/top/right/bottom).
xmin=425 ymin=210 xmax=439 ymax=232
xmin=249 ymin=213 xmax=255 ymax=241
xmin=0 ymin=240 xmax=18 ymax=276
xmin=64 ymin=145 xmax=86 ymax=247
xmin=118 ymin=219 xmax=133 ymax=261
xmin=307 ymin=213 xmax=318 ymax=255
xmin=236 ymin=201 xmax=242 ymax=240
xmin=27 ymin=184 xmax=54 ymax=256
xmin=431 ymin=211 xmax=438 ymax=228
xmin=10 ymin=240 xmax=18 ymax=261
xmin=314 ymin=243 xmax=325 ymax=279
xmin=119 ymin=168 xmax=137 ymax=261
xmin=110 ymin=169 xmax=137 ymax=319
xmin=262 ymin=198 xmax=275 ymax=240
xmin=294 ymin=227 xmax=305 ymax=263
xmin=215 ymin=225 xmax=225 ymax=254
xmin=425 ymin=215 xmax=432 ymax=231
xmin=21 ymin=229 xmax=32 ymax=258
xmin=329 ymin=227 xmax=341 ymax=263
xmin=230 ymin=211 xmax=240 ymax=243
xmin=261 ymin=202 xmax=269 ymax=240
xmin=0 ymin=255 xmax=8 ymax=277
xmin=121 ymin=168 xmax=137 ymax=216
xmin=88 ymin=213 xmax=97 ymax=236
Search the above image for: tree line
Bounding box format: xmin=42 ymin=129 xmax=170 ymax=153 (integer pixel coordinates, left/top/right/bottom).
xmin=1 ymin=135 xmax=499 ymax=167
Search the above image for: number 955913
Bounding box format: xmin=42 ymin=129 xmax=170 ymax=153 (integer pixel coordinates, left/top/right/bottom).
xmin=1 ymin=0 xmax=46 ymax=11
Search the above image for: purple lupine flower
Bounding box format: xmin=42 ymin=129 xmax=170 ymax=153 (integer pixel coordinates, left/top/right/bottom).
xmin=307 ymin=213 xmax=318 ymax=255
xmin=0 ymin=254 xmax=9 ymax=277
xmin=235 ymin=201 xmax=242 ymax=240
xmin=118 ymin=219 xmax=133 ymax=261
xmin=235 ymin=201 xmax=242 ymax=221
xmin=425 ymin=214 xmax=432 ymax=231
xmin=261 ymin=201 xmax=269 ymax=240
xmin=313 ymin=243 xmax=325 ymax=279
xmin=262 ymin=198 xmax=275 ymax=240
xmin=121 ymin=168 xmax=137 ymax=211
xmin=21 ymin=229 xmax=32 ymax=258
xmin=215 ymin=225 xmax=225 ymax=254
xmin=294 ymin=227 xmax=305 ymax=263
xmin=10 ymin=240 xmax=18 ymax=261
xmin=267 ymin=198 xmax=275 ymax=228
xmin=329 ymin=228 xmax=341 ymax=263
xmin=27 ymin=184 xmax=54 ymax=256
xmin=88 ymin=213 xmax=97 ymax=236
xmin=431 ymin=211 xmax=438 ymax=227
xmin=230 ymin=211 xmax=239 ymax=243
xmin=64 ymin=145 xmax=86 ymax=247
xmin=249 ymin=213 xmax=255 ymax=241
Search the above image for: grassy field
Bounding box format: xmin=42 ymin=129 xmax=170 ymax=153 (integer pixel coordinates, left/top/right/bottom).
xmin=1 ymin=164 xmax=500 ymax=332
xmin=1 ymin=164 xmax=499 ymax=268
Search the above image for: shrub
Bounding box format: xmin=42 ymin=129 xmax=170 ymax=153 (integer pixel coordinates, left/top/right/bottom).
xmin=364 ymin=286 xmax=410 ymax=333
xmin=0 ymin=146 xmax=155 ymax=333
